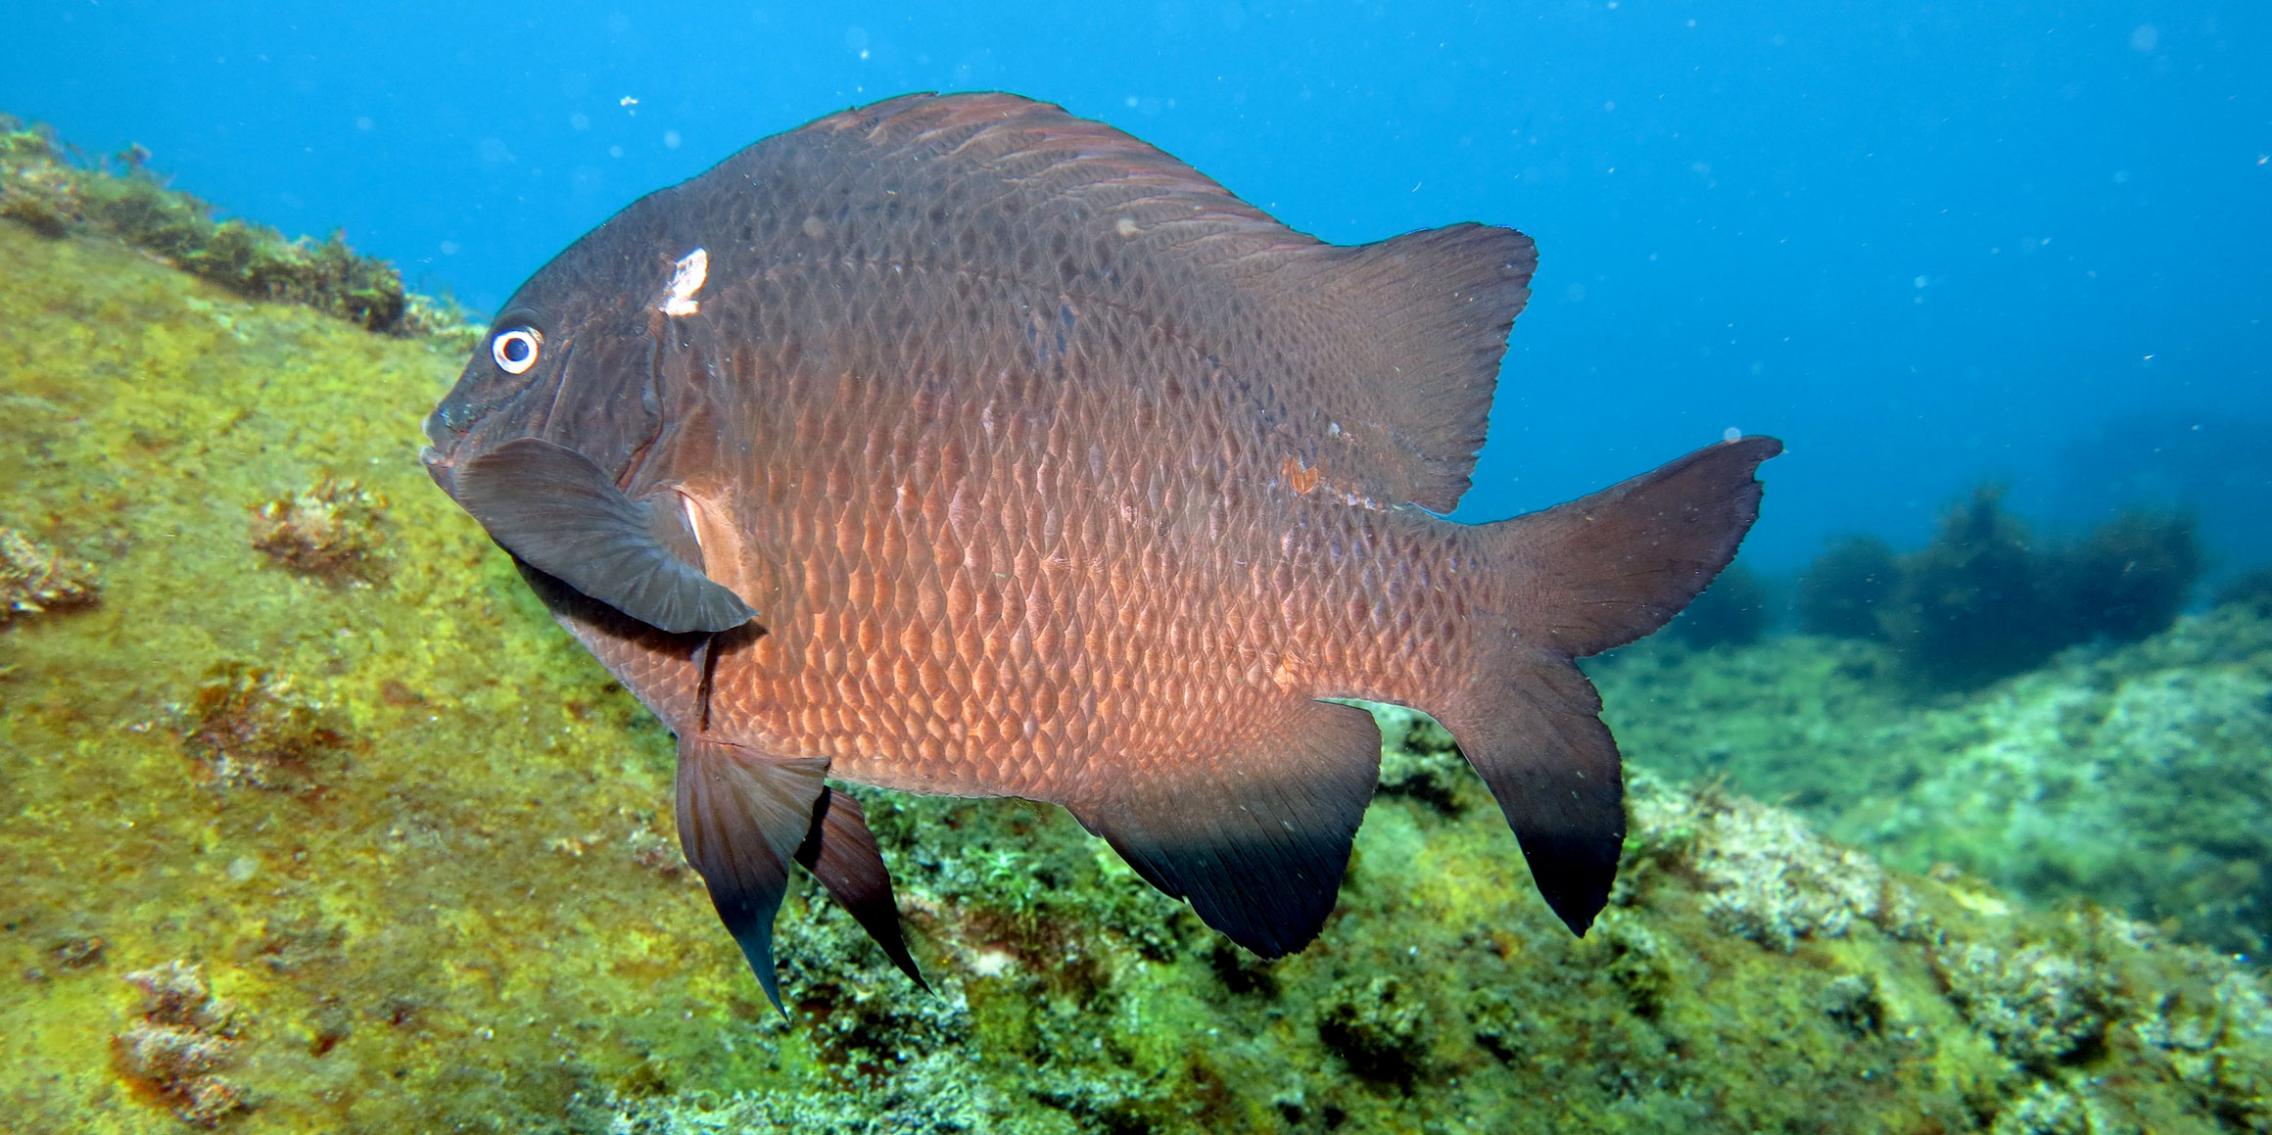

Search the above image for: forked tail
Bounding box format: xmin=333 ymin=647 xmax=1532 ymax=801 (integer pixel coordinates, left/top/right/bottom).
xmin=1434 ymin=435 xmax=1782 ymax=935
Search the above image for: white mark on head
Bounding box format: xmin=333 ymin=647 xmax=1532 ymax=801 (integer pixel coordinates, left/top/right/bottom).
xmin=1114 ymin=216 xmax=1139 ymax=237
xmin=661 ymin=247 xmax=708 ymax=317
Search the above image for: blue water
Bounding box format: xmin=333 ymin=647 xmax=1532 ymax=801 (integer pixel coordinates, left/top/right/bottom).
xmin=7 ymin=1 xmax=2267 ymax=576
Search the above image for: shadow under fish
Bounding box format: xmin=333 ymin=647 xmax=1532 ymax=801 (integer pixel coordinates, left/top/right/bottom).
xmin=420 ymin=92 xmax=1782 ymax=1012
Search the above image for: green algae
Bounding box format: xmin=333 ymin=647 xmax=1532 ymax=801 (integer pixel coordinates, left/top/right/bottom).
xmin=3 ymin=168 xmax=2269 ymax=1134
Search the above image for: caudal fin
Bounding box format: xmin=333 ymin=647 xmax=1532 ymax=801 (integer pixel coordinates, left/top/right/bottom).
xmin=1434 ymin=436 xmax=1781 ymax=936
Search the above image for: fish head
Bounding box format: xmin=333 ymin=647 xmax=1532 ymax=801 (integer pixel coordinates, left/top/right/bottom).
xmin=418 ymin=201 xmax=756 ymax=636
xmin=420 ymin=222 xmax=696 ymax=492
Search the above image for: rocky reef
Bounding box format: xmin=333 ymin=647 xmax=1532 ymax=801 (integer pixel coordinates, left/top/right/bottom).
xmin=0 ymin=116 xmax=473 ymax=343
xmin=3 ymin=139 xmax=2267 ymax=1134
xmin=1595 ymin=585 xmax=2272 ymax=964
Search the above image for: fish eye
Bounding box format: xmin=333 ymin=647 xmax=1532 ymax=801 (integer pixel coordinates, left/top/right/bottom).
xmin=491 ymin=327 xmax=543 ymax=375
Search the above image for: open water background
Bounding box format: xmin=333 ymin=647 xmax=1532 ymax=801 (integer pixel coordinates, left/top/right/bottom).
xmin=5 ymin=0 xmax=2267 ymax=575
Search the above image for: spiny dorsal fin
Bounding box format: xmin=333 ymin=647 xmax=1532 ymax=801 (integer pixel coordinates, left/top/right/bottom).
xmin=780 ymin=93 xmax=1533 ymax=512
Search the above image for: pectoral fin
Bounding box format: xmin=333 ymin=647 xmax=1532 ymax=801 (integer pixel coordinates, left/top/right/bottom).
xmin=449 ymin=437 xmax=754 ymax=634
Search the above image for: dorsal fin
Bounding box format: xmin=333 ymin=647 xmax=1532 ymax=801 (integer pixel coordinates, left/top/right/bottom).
xmin=1314 ymin=224 xmax=1534 ymax=513
xmin=771 ymin=93 xmax=1533 ymax=512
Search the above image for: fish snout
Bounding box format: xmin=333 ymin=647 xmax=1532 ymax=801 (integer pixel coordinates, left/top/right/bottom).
xmin=423 ymin=404 xmax=461 ymax=449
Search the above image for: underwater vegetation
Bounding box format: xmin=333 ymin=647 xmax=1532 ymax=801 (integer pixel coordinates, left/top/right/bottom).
xmin=0 ymin=115 xmax=472 ymax=343
xmin=1662 ymin=563 xmax=1772 ymax=651
xmin=1598 ymin=584 xmax=2272 ymax=962
xmin=4 ymin=126 xmax=2269 ymax=1135
xmin=1800 ymin=486 xmax=2205 ymax=691
xmin=1796 ymin=534 xmax=1899 ymax=641
xmin=2051 ymin=408 xmax=2272 ymax=580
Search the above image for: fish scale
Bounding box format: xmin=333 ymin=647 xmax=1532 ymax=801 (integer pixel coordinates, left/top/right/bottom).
xmin=422 ymin=91 xmax=1780 ymax=1009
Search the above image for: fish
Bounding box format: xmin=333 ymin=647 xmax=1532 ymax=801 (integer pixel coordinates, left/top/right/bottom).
xmin=420 ymin=92 xmax=1781 ymax=1010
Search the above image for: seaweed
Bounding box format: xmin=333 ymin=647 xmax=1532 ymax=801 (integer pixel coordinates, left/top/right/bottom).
xmin=2050 ymin=509 xmax=2202 ymax=646
xmin=0 ymin=112 xmax=474 ymax=341
xmin=1796 ymin=534 xmax=1898 ymax=640
xmin=1592 ymin=584 xmax=2272 ymax=960
xmin=1316 ymin=976 xmax=1432 ymax=1086
xmin=1872 ymin=490 xmax=2202 ymax=691
xmin=1663 ymin=561 xmax=1772 ymax=649
xmin=1881 ymin=486 xmax=2066 ymax=691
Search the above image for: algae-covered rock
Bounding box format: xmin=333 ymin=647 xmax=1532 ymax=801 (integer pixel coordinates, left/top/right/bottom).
xmin=3 ymin=152 xmax=2268 ymax=1135
xmin=1 ymin=526 xmax=99 ymax=626
xmin=0 ymin=115 xmax=475 ymax=343
xmin=246 ymin=474 xmax=390 ymax=585
xmin=110 ymin=962 xmax=248 ymax=1128
xmin=1595 ymin=605 xmax=2272 ymax=960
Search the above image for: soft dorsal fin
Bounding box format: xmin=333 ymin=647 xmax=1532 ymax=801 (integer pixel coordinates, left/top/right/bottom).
xmin=774 ymin=93 xmax=1533 ymax=513
xmin=1312 ymin=223 xmax=1535 ymax=513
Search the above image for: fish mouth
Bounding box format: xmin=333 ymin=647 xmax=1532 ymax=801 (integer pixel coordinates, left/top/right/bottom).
xmin=420 ymin=444 xmax=458 ymax=496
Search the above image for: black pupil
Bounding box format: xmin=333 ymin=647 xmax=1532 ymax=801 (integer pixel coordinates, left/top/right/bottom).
xmin=501 ymin=335 xmax=530 ymax=363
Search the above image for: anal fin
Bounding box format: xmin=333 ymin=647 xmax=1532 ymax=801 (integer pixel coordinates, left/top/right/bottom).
xmin=1068 ymin=699 xmax=1381 ymax=958
xmin=674 ymin=737 xmax=827 ymax=1012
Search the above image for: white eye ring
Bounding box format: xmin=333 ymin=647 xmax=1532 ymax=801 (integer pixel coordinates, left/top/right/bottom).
xmin=491 ymin=327 xmax=543 ymax=375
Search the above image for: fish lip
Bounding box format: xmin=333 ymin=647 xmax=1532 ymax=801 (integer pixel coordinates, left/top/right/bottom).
xmin=420 ymin=444 xmax=458 ymax=495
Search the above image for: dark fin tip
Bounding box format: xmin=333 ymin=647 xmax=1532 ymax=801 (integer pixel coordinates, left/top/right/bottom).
xmin=1437 ymin=652 xmax=1626 ymax=939
xmin=796 ymin=788 xmax=927 ymax=992
xmin=1070 ymin=699 xmax=1381 ymax=958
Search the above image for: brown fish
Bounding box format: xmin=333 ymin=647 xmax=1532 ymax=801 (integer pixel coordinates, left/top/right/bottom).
xmin=421 ymin=92 xmax=1780 ymax=1009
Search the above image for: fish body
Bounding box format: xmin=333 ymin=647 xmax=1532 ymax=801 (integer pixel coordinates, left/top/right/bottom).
xmin=422 ymin=93 xmax=1780 ymax=1006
